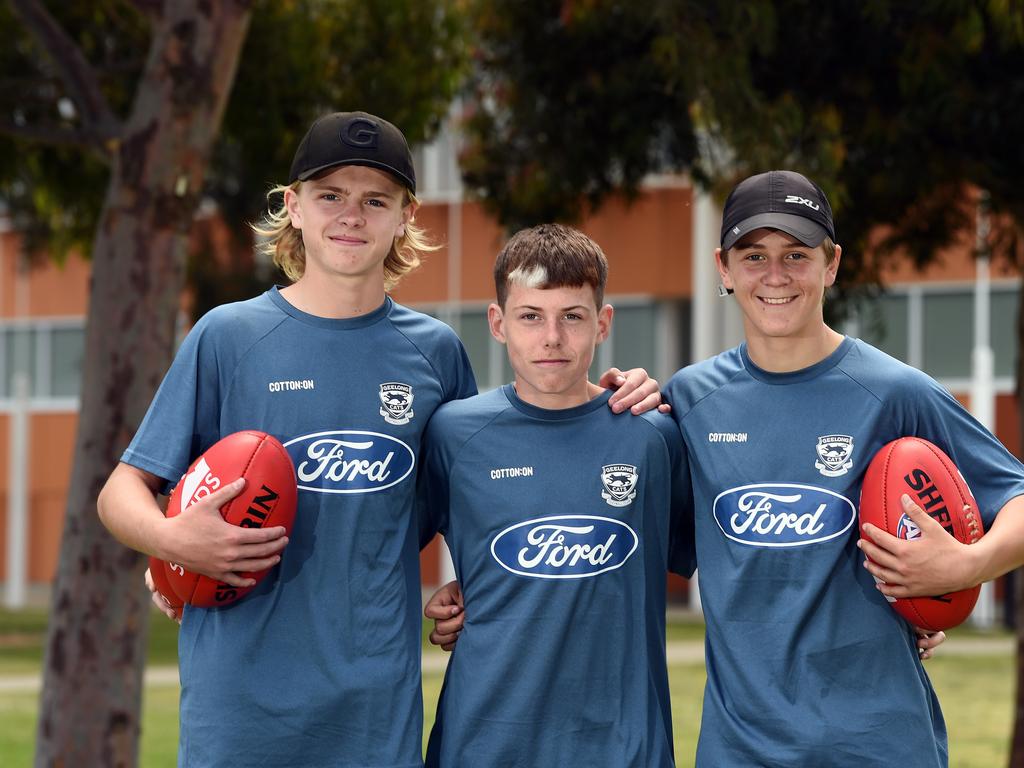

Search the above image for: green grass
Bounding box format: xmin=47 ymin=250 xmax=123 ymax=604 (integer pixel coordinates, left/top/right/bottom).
xmin=0 ymin=609 xmax=1015 ymax=767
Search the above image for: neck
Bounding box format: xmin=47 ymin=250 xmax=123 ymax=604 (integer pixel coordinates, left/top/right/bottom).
xmin=280 ymin=273 xmax=386 ymax=319
xmin=744 ymin=324 xmax=845 ymax=373
xmin=513 ymin=379 xmax=604 ymax=410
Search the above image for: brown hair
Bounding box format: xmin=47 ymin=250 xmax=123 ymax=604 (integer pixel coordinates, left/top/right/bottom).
xmin=494 ymin=224 xmax=609 ymax=308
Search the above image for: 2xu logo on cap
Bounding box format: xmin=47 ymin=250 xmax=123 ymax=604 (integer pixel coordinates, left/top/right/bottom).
xmin=490 ymin=515 xmax=638 ymax=579
xmin=342 ymin=118 xmax=379 ymax=148
xmin=283 ymin=430 xmax=414 ymax=494
xmin=713 ymin=483 xmax=855 ymax=547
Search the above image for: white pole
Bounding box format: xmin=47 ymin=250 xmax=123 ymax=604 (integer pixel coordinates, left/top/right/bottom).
xmin=5 ymin=371 xmax=29 ymax=608
xmin=969 ymin=190 xmax=996 ymax=629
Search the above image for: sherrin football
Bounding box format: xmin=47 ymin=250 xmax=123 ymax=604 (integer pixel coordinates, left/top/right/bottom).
xmin=158 ymin=430 xmax=297 ymax=609
xmin=860 ymin=436 xmax=984 ymax=631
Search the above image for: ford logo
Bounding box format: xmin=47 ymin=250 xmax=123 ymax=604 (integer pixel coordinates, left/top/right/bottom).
xmin=283 ymin=430 xmax=415 ymax=494
xmin=713 ymin=483 xmax=855 ymax=547
xmin=490 ymin=515 xmax=638 ymax=579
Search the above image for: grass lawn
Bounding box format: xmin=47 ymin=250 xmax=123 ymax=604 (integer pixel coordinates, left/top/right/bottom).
xmin=1 ymin=608 xmax=1015 ymax=767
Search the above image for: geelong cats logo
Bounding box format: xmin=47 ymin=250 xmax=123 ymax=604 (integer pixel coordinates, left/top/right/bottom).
xmin=379 ymin=382 xmax=415 ymax=425
xmin=601 ymin=464 xmax=638 ymax=507
xmin=814 ymin=434 xmax=854 ymax=477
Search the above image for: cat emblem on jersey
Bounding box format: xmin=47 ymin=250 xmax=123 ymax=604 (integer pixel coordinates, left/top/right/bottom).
xmin=814 ymin=434 xmax=854 ymax=477
xmin=601 ymin=464 xmax=638 ymax=507
xmin=379 ymin=382 xmax=415 ymax=425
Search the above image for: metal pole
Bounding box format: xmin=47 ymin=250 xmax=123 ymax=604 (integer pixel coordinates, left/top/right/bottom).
xmin=969 ymin=190 xmax=996 ymax=628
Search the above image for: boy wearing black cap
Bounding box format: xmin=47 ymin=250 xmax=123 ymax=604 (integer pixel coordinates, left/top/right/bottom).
xmin=664 ymin=169 xmax=1024 ymax=765
xmin=97 ymin=111 xmax=661 ymax=767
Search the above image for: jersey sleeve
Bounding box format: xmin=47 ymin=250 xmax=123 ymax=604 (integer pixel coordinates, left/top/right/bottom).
xmin=417 ymin=410 xmax=454 ymax=548
xmin=891 ymin=370 xmax=1024 ymax=529
xmin=120 ymin=313 xmax=224 ymax=493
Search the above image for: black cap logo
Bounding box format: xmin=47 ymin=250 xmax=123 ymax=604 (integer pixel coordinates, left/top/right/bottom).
xmin=342 ymin=118 xmax=379 ymax=149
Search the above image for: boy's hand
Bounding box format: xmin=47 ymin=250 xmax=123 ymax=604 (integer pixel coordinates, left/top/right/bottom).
xmin=600 ymin=367 xmax=670 ymax=415
xmin=425 ymin=580 xmax=464 ymax=652
xmin=144 ymin=566 xmax=181 ymax=624
xmin=160 ymin=478 xmax=289 ymax=588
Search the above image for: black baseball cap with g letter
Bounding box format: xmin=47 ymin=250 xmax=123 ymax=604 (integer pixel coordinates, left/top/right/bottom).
xmin=288 ymin=111 xmax=416 ymax=194
xmin=720 ymin=170 xmax=835 ymax=250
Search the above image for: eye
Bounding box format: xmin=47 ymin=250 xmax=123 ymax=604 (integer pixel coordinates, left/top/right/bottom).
xmin=319 ymin=193 xmax=338 ymax=202
xmin=564 ymin=312 xmax=583 ymax=321
xmin=365 ymin=198 xmax=386 ymax=208
xmin=786 ymin=251 xmax=808 ymax=261
xmin=520 ymin=312 xmax=540 ymax=321
xmin=744 ymin=252 xmax=766 ymax=262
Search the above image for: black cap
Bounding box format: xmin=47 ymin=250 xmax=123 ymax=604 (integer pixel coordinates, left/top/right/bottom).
xmin=288 ymin=111 xmax=416 ymax=193
xmin=720 ymin=170 xmax=835 ymax=250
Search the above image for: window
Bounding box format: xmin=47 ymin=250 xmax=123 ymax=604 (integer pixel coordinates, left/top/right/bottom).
xmin=0 ymin=320 xmax=85 ymax=407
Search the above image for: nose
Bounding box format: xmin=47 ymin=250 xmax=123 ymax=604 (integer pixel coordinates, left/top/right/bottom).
xmin=542 ymin=318 xmax=563 ymax=348
xmin=762 ymin=257 xmax=789 ymax=285
xmin=336 ymin=198 xmax=364 ymax=226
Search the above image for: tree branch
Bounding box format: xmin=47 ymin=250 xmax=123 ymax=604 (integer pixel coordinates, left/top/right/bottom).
xmin=10 ymin=0 xmax=123 ymax=145
xmin=0 ymin=116 xmax=113 ymax=151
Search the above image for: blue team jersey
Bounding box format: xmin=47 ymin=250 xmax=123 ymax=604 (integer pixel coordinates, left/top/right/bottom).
xmin=123 ymin=288 xmax=476 ymax=768
xmin=664 ymin=336 xmax=1024 ymax=768
xmin=418 ymin=385 xmax=694 ymax=768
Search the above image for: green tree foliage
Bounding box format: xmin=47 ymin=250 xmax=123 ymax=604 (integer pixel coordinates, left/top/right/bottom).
xmin=1 ymin=0 xmax=469 ymax=316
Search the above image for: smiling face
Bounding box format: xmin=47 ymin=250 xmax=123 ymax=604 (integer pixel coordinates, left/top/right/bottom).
xmin=717 ymin=228 xmax=842 ymax=360
xmin=284 ymin=164 xmax=412 ymax=286
xmin=489 ymin=282 xmax=612 ymax=410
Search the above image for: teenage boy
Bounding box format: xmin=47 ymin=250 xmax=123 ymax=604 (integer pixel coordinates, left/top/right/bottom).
xmin=97 ymin=112 xmax=660 ymax=767
xmin=665 ymin=170 xmax=1024 ymax=766
xmin=418 ymin=224 xmax=694 ymax=768
xmin=427 ymin=171 xmax=1024 ymax=767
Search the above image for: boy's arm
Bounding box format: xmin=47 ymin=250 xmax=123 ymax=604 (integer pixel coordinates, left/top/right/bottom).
xmin=859 ymin=493 xmax=1024 ymax=597
xmin=98 ymin=462 xmax=288 ymax=587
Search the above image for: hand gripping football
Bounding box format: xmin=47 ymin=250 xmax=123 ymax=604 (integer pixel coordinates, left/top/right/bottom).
xmin=158 ymin=430 xmax=297 ymax=609
xmin=860 ymin=437 xmax=984 ymax=631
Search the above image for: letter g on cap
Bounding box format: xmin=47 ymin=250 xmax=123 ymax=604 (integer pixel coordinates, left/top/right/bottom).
xmin=342 ymin=118 xmax=379 ymax=149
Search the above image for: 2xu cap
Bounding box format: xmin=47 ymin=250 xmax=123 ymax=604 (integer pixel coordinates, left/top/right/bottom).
xmin=288 ymin=111 xmax=416 ymax=194
xmin=720 ymin=170 xmax=836 ymax=250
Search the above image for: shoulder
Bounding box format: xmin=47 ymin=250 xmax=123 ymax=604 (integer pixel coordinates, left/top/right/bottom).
xmin=186 ymin=291 xmax=286 ymax=344
xmin=665 ymin=345 xmax=745 ymax=415
xmin=838 ymin=339 xmax=940 ymax=401
xmin=426 ymin=388 xmax=511 ymax=445
xmin=386 ymin=301 xmax=464 ymax=350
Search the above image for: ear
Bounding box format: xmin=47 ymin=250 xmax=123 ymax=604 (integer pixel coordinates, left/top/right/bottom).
xmin=825 ymin=243 xmax=842 ymax=287
xmin=397 ymin=199 xmax=418 ymax=239
xmin=285 ymin=186 xmax=303 ymax=229
xmin=487 ymin=303 xmax=507 ymax=344
xmin=596 ymin=304 xmax=614 ymax=344
xmin=714 ymin=247 xmax=734 ymax=291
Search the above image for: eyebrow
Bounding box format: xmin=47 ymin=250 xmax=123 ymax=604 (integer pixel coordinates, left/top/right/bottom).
xmin=310 ymin=183 xmax=401 ymax=199
xmin=733 ymin=236 xmax=807 ymax=250
xmin=514 ymin=304 xmax=590 ymax=312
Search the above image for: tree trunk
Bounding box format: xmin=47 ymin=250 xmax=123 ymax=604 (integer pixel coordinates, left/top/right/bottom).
xmin=1011 ymin=272 xmax=1024 ymax=768
xmin=34 ymin=3 xmax=251 ymax=766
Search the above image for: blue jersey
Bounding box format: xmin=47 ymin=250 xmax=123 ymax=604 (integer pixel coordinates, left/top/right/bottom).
xmin=418 ymin=385 xmax=694 ymax=768
xmin=123 ymin=288 xmax=476 ymax=768
xmin=664 ymin=337 xmax=1024 ymax=767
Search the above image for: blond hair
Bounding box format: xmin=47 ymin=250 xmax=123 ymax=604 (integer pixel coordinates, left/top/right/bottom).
xmin=251 ymin=181 xmax=437 ymax=290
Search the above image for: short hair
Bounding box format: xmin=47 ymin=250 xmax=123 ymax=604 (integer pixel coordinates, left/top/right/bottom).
xmin=251 ymin=181 xmax=436 ymax=290
xmin=494 ymin=224 xmax=609 ymax=308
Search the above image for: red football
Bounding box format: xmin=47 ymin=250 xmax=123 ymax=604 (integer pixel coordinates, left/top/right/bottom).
xmin=148 ymin=554 xmax=183 ymax=621
xmin=159 ymin=430 xmax=297 ymax=609
xmin=860 ymin=436 xmax=985 ymax=631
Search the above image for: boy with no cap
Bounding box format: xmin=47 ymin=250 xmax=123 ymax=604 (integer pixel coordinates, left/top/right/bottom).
xmin=97 ymin=112 xmax=661 ymax=767
xmin=418 ymin=224 xmax=694 ymax=767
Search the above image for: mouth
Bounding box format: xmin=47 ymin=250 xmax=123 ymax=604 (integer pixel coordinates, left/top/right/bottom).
xmin=330 ymin=235 xmax=366 ymax=245
xmin=758 ymin=296 xmax=796 ymax=306
xmin=534 ymin=359 xmax=570 ymax=367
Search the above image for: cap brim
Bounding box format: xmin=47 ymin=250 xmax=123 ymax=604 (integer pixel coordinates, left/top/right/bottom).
xmin=721 ymin=213 xmax=828 ymax=251
xmin=295 ymin=159 xmax=415 ymax=192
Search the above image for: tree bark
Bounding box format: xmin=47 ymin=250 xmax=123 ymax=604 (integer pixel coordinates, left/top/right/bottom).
xmin=1011 ymin=271 xmax=1024 ymax=768
xmin=34 ymin=3 xmax=251 ymax=766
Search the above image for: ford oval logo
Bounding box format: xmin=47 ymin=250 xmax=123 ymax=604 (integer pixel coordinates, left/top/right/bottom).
xmin=713 ymin=483 xmax=855 ymax=547
xmin=490 ymin=515 xmax=638 ymax=579
xmin=283 ymin=430 xmax=415 ymax=494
